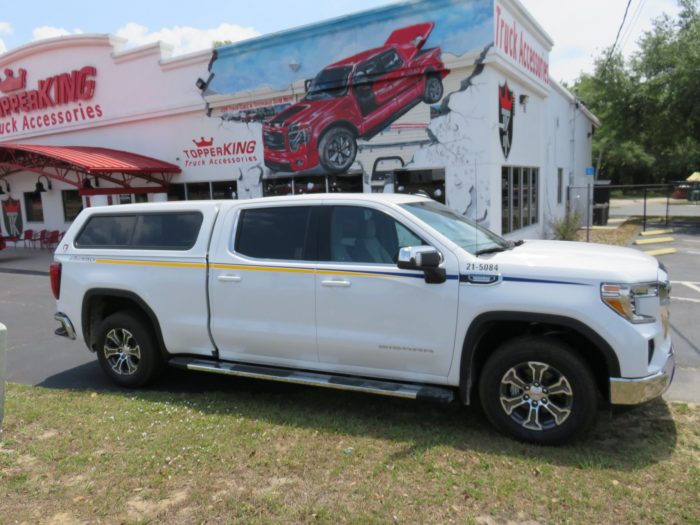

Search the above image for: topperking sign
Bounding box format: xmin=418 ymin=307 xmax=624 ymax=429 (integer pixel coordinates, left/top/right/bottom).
xmin=0 ymin=65 xmax=104 ymax=136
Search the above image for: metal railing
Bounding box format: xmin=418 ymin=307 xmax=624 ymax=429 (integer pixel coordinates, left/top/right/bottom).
xmin=567 ymin=183 xmax=674 ymax=241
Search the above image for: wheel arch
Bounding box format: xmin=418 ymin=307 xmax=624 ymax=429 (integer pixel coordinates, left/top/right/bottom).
xmin=459 ymin=312 xmax=620 ymax=405
xmin=318 ymin=120 xmax=359 ymax=144
xmin=82 ymin=288 xmax=168 ymax=359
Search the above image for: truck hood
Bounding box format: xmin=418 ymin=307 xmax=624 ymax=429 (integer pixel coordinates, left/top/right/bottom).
xmin=266 ymin=98 xmax=346 ymax=128
xmin=482 ymin=240 xmax=661 ymax=283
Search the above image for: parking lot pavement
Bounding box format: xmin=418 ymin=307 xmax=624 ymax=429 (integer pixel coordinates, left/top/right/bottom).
xmin=636 ymin=218 xmax=700 ymax=404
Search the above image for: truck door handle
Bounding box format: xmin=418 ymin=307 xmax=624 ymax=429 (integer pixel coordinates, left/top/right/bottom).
xmin=321 ymin=279 xmax=351 ymax=288
xmin=217 ymin=274 xmax=242 ymax=283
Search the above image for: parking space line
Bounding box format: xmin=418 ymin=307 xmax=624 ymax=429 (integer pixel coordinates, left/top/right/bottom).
xmin=674 ymin=297 xmax=700 ymax=304
xmin=680 ymin=282 xmax=700 ymax=294
xmin=634 ymin=236 xmax=675 ymax=245
xmin=671 ymin=296 xmax=700 ymax=303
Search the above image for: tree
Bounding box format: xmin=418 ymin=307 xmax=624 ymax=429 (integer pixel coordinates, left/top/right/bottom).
xmin=574 ymin=0 xmax=700 ymax=184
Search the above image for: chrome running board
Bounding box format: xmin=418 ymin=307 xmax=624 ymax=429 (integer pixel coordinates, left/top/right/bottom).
xmin=169 ymin=357 xmax=454 ymax=403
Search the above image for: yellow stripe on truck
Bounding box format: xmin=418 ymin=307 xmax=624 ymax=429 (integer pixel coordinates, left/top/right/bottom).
xmin=96 ymin=259 xmax=206 ymax=269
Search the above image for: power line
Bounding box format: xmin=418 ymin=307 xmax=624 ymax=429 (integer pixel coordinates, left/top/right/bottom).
xmin=619 ymin=0 xmax=647 ymax=52
xmin=602 ymin=0 xmax=634 ymax=73
xmin=610 ymin=0 xmax=634 ymax=57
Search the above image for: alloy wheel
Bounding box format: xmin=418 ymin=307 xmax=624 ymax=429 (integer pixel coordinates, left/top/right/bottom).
xmin=498 ymin=361 xmax=574 ymax=431
xmin=103 ymin=328 xmax=141 ymax=376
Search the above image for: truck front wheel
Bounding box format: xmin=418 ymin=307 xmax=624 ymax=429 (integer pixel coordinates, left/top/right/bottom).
xmin=96 ymin=311 xmax=163 ymax=387
xmin=478 ymin=336 xmax=598 ymax=445
xmin=318 ymin=126 xmax=357 ymax=173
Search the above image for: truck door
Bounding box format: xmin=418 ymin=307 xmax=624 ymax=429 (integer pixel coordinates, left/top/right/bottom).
xmin=209 ymin=203 xmax=320 ymax=367
xmin=315 ymin=203 xmax=459 ymax=381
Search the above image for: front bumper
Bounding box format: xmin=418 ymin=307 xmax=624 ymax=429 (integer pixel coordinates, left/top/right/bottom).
xmin=609 ymin=347 xmax=675 ymax=404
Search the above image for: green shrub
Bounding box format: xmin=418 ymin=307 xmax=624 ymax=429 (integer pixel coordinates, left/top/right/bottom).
xmin=551 ymin=212 xmax=582 ymax=240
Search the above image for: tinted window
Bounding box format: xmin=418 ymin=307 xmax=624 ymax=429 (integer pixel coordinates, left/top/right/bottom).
xmin=131 ymin=213 xmax=203 ymax=249
xmin=329 ymin=206 xmax=423 ymax=264
xmin=75 ymin=212 xmax=202 ymax=250
xmin=235 ymin=207 xmax=312 ymax=260
xmin=305 ymin=66 xmax=352 ymax=100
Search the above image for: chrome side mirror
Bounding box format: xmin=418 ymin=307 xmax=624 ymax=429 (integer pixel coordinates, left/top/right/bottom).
xmin=397 ymin=246 xmax=446 ymax=284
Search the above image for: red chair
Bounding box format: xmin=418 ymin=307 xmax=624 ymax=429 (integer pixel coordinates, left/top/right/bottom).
xmin=20 ymin=229 xmax=34 ymax=248
xmin=33 ymin=229 xmax=48 ymax=248
xmin=42 ymin=230 xmax=60 ymax=250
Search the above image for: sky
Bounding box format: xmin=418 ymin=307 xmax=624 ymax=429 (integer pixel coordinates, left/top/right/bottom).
xmin=0 ymin=0 xmax=682 ymax=84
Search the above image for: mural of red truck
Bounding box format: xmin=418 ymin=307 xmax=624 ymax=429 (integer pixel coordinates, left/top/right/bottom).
xmin=262 ymin=22 xmax=449 ymax=173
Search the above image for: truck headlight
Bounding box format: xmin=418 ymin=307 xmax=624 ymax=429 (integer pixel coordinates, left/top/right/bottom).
xmin=601 ymin=282 xmax=658 ymax=324
xmin=288 ymin=124 xmax=309 ymax=152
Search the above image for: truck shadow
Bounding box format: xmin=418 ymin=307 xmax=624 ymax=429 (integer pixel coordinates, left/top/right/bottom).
xmin=38 ymin=364 xmax=678 ymax=470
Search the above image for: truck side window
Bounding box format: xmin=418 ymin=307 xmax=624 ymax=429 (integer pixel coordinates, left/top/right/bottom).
xmin=75 ymin=212 xmax=203 ymax=250
xmin=329 ymin=206 xmax=424 ymax=264
xmin=131 ymin=213 xmax=203 ymax=250
xmin=235 ymin=206 xmax=312 ymax=261
xmin=76 ymin=215 xmax=136 ymax=248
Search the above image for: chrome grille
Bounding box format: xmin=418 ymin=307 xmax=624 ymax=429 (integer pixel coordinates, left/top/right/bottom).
xmin=263 ymin=130 xmax=286 ymax=150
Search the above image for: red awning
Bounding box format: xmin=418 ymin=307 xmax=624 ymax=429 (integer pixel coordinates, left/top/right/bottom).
xmin=0 ymin=143 xmax=181 ymax=195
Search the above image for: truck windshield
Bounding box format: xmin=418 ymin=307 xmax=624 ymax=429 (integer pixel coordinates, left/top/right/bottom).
xmin=400 ymin=200 xmax=510 ymax=255
xmin=305 ymin=66 xmax=352 ymax=100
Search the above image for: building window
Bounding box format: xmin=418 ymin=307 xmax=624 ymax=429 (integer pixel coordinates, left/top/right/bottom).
xmin=24 ymin=192 xmax=44 ymax=222
xmin=263 ymin=174 xmax=363 ymax=197
xmin=328 ymin=173 xmax=363 ymax=193
xmin=557 ymin=168 xmax=563 ymax=204
xmin=168 ymin=183 xmax=186 ymax=201
xmin=211 ymin=181 xmax=238 ymax=199
xmin=263 ymin=177 xmax=294 ymax=197
xmin=186 ymin=182 xmax=211 ymax=200
xmin=62 ymin=190 xmax=82 ymax=222
xmin=501 ymin=166 xmax=539 ymax=234
xmin=395 ymin=169 xmax=446 ymax=204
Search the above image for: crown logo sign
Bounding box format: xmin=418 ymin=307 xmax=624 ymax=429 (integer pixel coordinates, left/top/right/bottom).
xmin=499 ymin=83 xmax=513 ymax=112
xmin=1 ymin=197 xmax=20 ymax=214
xmin=193 ymin=137 xmax=214 ymax=147
xmin=0 ymin=68 xmax=28 ymax=93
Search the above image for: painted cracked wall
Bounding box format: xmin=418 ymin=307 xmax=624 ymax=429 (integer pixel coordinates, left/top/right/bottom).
xmin=199 ymin=0 xmax=495 ymax=225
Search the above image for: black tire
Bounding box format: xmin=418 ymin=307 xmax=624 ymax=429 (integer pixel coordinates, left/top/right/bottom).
xmin=96 ymin=310 xmax=163 ymax=388
xmin=478 ymin=336 xmax=598 ymax=445
xmin=422 ymin=75 xmax=443 ymax=104
xmin=318 ymin=126 xmax=357 ymax=173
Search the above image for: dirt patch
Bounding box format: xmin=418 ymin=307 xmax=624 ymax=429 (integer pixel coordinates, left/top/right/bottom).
xmin=125 ymin=488 xmax=189 ymax=521
xmin=45 ymin=512 xmax=87 ymax=525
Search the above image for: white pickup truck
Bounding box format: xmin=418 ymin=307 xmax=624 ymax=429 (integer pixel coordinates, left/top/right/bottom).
xmin=51 ymin=194 xmax=674 ymax=444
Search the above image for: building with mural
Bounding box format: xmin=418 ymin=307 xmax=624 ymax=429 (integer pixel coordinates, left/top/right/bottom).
xmin=0 ymin=0 xmax=598 ymax=242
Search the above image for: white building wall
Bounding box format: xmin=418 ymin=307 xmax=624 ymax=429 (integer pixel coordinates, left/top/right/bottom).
xmin=0 ymin=9 xmax=598 ymax=239
xmin=544 ymin=82 xmax=598 ymax=230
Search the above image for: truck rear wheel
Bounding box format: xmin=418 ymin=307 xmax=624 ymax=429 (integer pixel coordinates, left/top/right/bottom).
xmin=478 ymin=336 xmax=598 ymax=445
xmin=96 ymin=311 xmax=163 ymax=387
xmin=422 ymin=75 xmax=443 ymax=104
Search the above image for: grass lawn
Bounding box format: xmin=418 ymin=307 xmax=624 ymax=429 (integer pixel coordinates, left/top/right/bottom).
xmin=1 ymin=381 xmax=699 ymax=524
